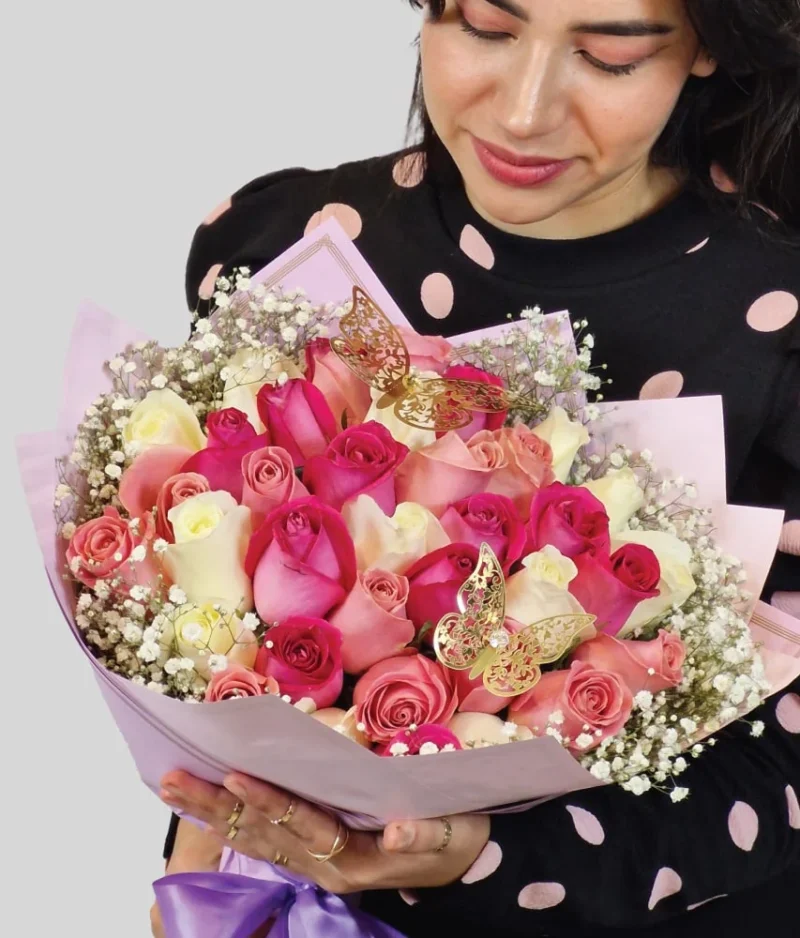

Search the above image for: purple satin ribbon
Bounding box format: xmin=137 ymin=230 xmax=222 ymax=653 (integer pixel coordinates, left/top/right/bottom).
xmin=153 ymin=866 xmax=407 ymax=938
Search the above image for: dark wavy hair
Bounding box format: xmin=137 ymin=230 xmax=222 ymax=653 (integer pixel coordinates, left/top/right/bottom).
xmin=405 ymin=0 xmax=800 ymax=229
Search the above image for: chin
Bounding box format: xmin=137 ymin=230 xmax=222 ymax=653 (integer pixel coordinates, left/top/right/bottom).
xmin=468 ymin=186 xmax=571 ymax=227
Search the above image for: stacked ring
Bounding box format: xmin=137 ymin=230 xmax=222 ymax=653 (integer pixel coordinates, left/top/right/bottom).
xmin=225 ymin=801 xmax=245 ymax=841
xmin=306 ymin=822 xmax=350 ymax=863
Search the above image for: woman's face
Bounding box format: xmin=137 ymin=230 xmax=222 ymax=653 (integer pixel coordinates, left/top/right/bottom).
xmin=420 ymin=0 xmax=716 ymax=232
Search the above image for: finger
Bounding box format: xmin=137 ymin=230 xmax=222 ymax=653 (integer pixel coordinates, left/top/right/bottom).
xmin=382 ymin=818 xmax=451 ymax=855
xmin=160 ymin=771 xmax=239 ymax=830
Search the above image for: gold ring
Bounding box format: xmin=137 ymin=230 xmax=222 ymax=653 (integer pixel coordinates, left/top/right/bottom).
xmin=225 ymin=800 xmax=245 ymax=840
xmin=270 ymin=799 xmax=296 ymax=827
xmin=306 ymin=822 xmax=350 ymax=863
xmin=273 ymin=851 xmax=290 ymax=867
xmin=435 ymin=817 xmax=453 ymax=853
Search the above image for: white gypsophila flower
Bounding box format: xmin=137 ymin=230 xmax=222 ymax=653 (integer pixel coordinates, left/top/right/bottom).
xmin=713 ymin=674 xmax=733 ymax=694
xmin=751 ymin=721 xmax=765 ymax=737
xmin=634 ymin=691 xmax=654 ymax=711
xmin=130 ymin=545 xmax=147 ymax=563
xmin=389 ymin=743 xmax=410 ymax=757
xmin=164 ymin=658 xmax=184 ymax=676
xmin=128 ymin=584 xmax=147 ymax=602
xmin=180 ymin=657 xmax=197 ymax=672
xmin=61 ymin=521 xmax=77 ymax=540
xmin=679 ymin=718 xmax=697 ymax=735
xmin=153 ymin=538 xmax=169 ymax=554
xmin=123 ymin=624 xmax=143 ymax=644
xmin=281 ymin=326 xmax=298 ymax=343
xmin=670 ymin=787 xmax=690 ymax=803
xmin=548 ymin=710 xmax=565 ymax=726
xmin=503 ymin=722 xmax=519 ymax=738
xmin=243 ymin=612 xmax=260 ymax=631
xmin=419 ymin=742 xmax=440 ymax=755
xmin=590 ymin=760 xmax=611 ymax=781
xmin=625 ymin=776 xmax=651 ymax=796
xmin=147 ymin=682 xmax=165 ymax=695
xmin=151 ymin=374 xmax=168 ymax=389
xmin=169 ymin=585 xmax=187 ymax=605
xmin=208 ymin=654 xmax=228 ymax=673
xmin=77 ymin=592 xmax=93 ymax=611
xmin=576 ymin=734 xmax=594 ymax=750
xmin=138 ymin=641 xmax=161 ymax=663
xmin=105 ymin=464 xmax=122 ymax=480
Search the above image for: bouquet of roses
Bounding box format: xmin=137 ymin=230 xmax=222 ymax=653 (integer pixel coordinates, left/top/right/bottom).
xmin=19 ymin=221 xmax=800 ymax=825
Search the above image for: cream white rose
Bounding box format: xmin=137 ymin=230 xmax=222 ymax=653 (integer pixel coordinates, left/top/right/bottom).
xmin=364 ymin=382 xmax=436 ymax=452
xmin=342 ymin=495 xmax=449 ymax=573
xmin=161 ymin=602 xmax=257 ymax=679
xmin=531 ymin=406 xmax=590 ymax=482
xmin=123 ymin=389 xmax=206 ymax=455
xmin=447 ymin=712 xmax=534 ymax=748
xmin=505 ymin=562 xmax=588 ymax=626
xmin=519 ymin=545 xmax=578 ymax=589
xmin=583 ymin=467 xmax=645 ymax=533
xmin=163 ymin=491 xmax=254 ymax=612
xmin=613 ymin=528 xmax=697 ymax=637
xmin=221 ymin=348 xmax=303 ymax=433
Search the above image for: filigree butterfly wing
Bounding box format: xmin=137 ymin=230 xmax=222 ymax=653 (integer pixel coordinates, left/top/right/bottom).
xmin=394 ymin=376 xmax=515 ymax=431
xmin=433 ymin=543 xmax=506 ymax=671
xmin=482 ymin=614 xmax=597 ymax=697
xmin=330 ymin=286 xmax=409 ymax=396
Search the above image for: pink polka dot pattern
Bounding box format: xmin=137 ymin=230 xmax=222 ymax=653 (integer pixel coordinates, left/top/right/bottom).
xmin=639 ymin=370 xmax=684 ymax=400
xmin=687 ymin=895 xmax=727 ymax=912
xmin=779 ymin=520 xmax=800 ymax=556
xmin=710 ymin=162 xmax=738 ymax=193
xmin=518 ymin=882 xmax=566 ymax=911
xmin=565 ymin=805 xmax=605 ymax=845
xmin=728 ymin=801 xmax=759 ymax=852
xmin=746 ymin=291 xmax=798 ymax=332
xmin=786 ymin=785 xmax=800 ymax=829
xmin=771 ymin=592 xmax=800 ymax=618
xmin=777 ymin=693 xmax=800 ymax=733
xmin=460 ymin=224 xmax=496 ymax=270
xmin=203 ymin=197 xmax=232 ymax=226
xmin=304 ymin=203 xmax=363 ymax=241
xmin=648 ymin=868 xmax=683 ymax=910
xmin=421 ymin=272 xmax=455 ymax=319
xmin=461 ymin=841 xmax=503 ymax=884
xmin=198 ymin=263 xmax=223 ymax=300
xmin=392 ymin=152 xmax=426 ymax=188
xmin=686 ymin=237 xmax=709 ymax=254
xmin=398 ymin=889 xmax=419 ymax=906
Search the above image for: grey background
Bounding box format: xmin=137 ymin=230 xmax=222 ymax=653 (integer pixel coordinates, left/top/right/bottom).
xmin=5 ymin=2 xmax=419 ymax=933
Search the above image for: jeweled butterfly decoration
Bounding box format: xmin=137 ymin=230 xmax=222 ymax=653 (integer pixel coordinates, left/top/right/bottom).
xmin=433 ymin=543 xmax=596 ymax=697
xmin=330 ymin=286 xmax=514 ymax=431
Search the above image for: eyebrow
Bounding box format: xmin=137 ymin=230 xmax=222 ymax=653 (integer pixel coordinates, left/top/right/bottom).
xmin=482 ymin=2 xmax=676 ymax=37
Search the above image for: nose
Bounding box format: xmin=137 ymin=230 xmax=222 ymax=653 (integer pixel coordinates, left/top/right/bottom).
xmin=495 ymin=44 xmax=568 ymax=140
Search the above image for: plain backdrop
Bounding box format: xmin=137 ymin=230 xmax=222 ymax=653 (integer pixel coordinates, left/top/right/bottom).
xmin=3 ymin=2 xmax=420 ymax=933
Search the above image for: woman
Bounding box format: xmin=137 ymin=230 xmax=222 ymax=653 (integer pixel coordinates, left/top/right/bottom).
xmin=154 ymin=1 xmax=800 ymax=936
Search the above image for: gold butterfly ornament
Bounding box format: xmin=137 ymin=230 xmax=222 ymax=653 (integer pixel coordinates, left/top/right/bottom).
xmin=330 ymin=286 xmax=515 ymax=431
xmin=433 ymin=543 xmax=596 ymax=697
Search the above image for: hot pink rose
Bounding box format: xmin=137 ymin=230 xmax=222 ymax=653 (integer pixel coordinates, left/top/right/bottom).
xmin=303 ymin=421 xmax=409 ymax=514
xmin=395 ymin=432 xmax=498 ymax=516
xmin=528 ymin=482 xmax=611 ymax=559
xmin=440 ymin=493 xmax=525 ymax=573
xmin=477 ymin=425 xmax=556 ymax=519
xmin=241 ymin=446 xmax=309 ymax=530
xmin=436 ymin=365 xmax=507 ymax=442
xmin=246 ymin=497 xmax=357 ymax=623
xmin=119 ymin=445 xmax=195 ymax=518
xmin=353 ymin=653 xmax=458 ymax=744
xmin=180 ymin=408 xmax=269 ymax=502
xmin=204 ymin=666 xmax=280 ymax=702
xmin=381 ymin=723 xmax=463 ymax=756
xmin=405 ymin=543 xmax=480 ymax=631
xmin=254 ymin=617 xmax=343 ymax=708
xmin=570 ymin=630 xmax=686 ymax=694
xmin=510 ymin=661 xmax=633 ymax=751
xmin=329 ymin=569 xmax=415 ymax=674
xmin=155 ymin=472 xmax=211 ymax=542
xmin=256 ymin=379 xmax=338 ymax=467
xmin=569 ymin=544 xmax=661 ymax=636
xmin=398 ymin=327 xmax=453 ymax=373
xmin=305 ymin=338 xmax=372 ymax=427
xmin=67 ymin=507 xmax=162 ymax=592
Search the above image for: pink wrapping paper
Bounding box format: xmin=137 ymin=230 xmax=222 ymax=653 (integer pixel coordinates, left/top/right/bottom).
xmin=17 ymin=221 xmax=800 ymax=829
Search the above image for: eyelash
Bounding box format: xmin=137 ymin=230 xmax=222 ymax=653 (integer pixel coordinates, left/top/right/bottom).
xmin=457 ymin=18 xmax=641 ymax=77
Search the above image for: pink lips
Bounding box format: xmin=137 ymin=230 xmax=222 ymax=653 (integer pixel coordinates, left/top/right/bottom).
xmin=472 ymin=137 xmax=573 ymax=188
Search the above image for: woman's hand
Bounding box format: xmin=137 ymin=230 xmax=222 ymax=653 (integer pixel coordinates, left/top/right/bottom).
xmin=159 ymin=769 xmax=490 ymax=895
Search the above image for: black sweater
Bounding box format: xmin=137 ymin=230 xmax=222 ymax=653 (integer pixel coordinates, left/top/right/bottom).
xmin=164 ymin=142 xmax=800 ymax=937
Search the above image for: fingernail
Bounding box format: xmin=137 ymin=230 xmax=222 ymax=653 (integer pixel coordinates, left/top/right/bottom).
xmin=392 ymin=825 xmax=414 ymax=850
xmin=159 ymin=789 xmax=180 ymax=805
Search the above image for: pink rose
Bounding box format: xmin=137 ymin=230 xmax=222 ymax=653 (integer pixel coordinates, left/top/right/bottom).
xmin=381 ymin=723 xmax=463 ymax=756
xmin=510 ymin=661 xmax=633 ymax=751
xmin=569 ymin=544 xmax=661 ymax=636
xmin=477 ymin=425 xmax=556 ymax=519
xmin=256 ymin=379 xmax=338 ymax=467
xmin=395 ymin=432 xmax=498 ymax=516
xmin=467 ymin=434 xmax=507 ymax=471
xmin=405 ymin=543 xmax=480 ymax=631
xmin=305 ymin=338 xmax=372 ymax=427
xmin=254 ymin=617 xmax=343 ymax=708
xmin=353 ymin=653 xmax=458 ymax=744
xmin=398 ymin=327 xmax=453 ymax=373
xmin=245 ymin=497 xmax=357 ymax=623
xmin=119 ymin=445 xmax=195 ymax=518
xmin=329 ymin=569 xmax=415 ymax=674
xmin=180 ymin=408 xmax=269 ymax=502
xmin=436 ymin=365 xmax=507 ymax=442
xmin=440 ymin=493 xmax=525 ymax=573
xmin=205 ymin=666 xmax=280 ymax=702
xmin=528 ymin=482 xmax=611 ymax=559
xmin=155 ymin=472 xmax=211 ymax=542
xmin=303 ymin=421 xmax=409 ymax=514
xmin=241 ymin=446 xmax=309 ymax=530
xmin=570 ymin=630 xmax=686 ymax=694
xmin=67 ymin=507 xmax=162 ymax=592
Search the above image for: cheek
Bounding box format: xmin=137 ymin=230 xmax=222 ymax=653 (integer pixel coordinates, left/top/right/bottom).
xmin=420 ymin=28 xmax=491 ymax=130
